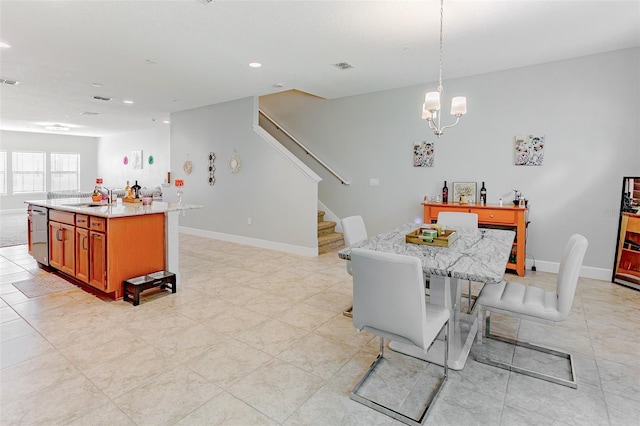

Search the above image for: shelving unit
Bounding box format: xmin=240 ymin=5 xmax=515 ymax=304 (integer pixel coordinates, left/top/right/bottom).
xmin=423 ymin=202 xmax=528 ymax=276
xmin=613 ymin=212 xmax=640 ymax=290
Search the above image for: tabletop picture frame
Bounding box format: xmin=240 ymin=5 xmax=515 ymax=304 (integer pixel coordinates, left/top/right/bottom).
xmin=453 ymin=182 xmax=477 ymax=204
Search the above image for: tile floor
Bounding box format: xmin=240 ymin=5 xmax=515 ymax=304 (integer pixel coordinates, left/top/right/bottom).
xmin=1 ymin=234 xmax=639 ymax=425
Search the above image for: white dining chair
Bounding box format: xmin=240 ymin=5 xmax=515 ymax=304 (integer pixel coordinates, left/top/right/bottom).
xmin=437 ymin=211 xmax=479 ymax=313
xmin=341 ymin=215 xmax=368 ymax=317
xmin=475 ymin=234 xmax=588 ymax=388
xmin=350 ymin=248 xmax=449 ymax=426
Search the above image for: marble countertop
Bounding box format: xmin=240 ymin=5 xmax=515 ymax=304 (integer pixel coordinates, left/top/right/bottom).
xmin=338 ymin=223 xmax=515 ymax=284
xmin=26 ymin=198 xmax=202 ymax=218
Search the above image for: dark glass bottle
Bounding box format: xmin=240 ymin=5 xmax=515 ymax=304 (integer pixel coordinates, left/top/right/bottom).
xmin=132 ymin=180 xmax=142 ymax=199
xmin=442 ymin=181 xmax=448 ymax=204
xmin=480 ymin=182 xmax=487 ymax=205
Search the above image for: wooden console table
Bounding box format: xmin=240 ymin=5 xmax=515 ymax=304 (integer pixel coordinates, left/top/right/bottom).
xmin=423 ymin=202 xmax=528 ymax=276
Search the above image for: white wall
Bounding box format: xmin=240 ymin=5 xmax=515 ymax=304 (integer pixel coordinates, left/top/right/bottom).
xmin=169 ymin=97 xmax=319 ymax=254
xmin=259 ymin=48 xmax=640 ymax=275
xmin=97 ymin=127 xmax=170 ymax=192
xmin=0 ymin=130 xmax=99 ymax=211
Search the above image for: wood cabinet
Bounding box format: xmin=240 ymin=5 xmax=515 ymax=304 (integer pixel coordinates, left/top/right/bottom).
xmin=49 ymin=210 xmax=75 ymax=275
xmin=613 ymin=213 xmax=640 ymax=290
xmin=44 ymin=207 xmax=166 ymax=299
xmin=88 ymin=217 xmax=107 ymax=291
xmin=423 ymin=202 xmax=528 ymax=276
xmin=75 ymin=227 xmax=90 ymax=283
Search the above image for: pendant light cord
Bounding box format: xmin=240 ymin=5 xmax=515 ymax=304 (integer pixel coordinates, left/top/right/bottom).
xmin=437 ymin=0 xmax=444 ymax=93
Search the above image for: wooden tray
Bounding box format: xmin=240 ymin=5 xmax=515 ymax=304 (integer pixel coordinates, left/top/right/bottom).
xmin=406 ymin=227 xmax=458 ymax=247
xmin=122 ymin=197 xmax=141 ymax=204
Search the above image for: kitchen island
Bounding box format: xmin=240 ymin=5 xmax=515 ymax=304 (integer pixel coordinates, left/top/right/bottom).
xmin=26 ymin=198 xmax=200 ymax=299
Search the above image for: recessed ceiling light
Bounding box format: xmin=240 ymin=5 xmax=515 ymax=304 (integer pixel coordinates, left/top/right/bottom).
xmin=145 ymin=59 xmax=158 ymax=65
xmin=123 ymin=100 xmax=134 ymax=104
xmin=162 ymin=120 xmax=170 ymax=124
xmin=0 ymin=41 xmax=11 ymax=48
xmin=80 ymin=111 xmax=100 ymax=116
xmin=273 ymin=83 xmax=284 ymax=88
xmin=91 ymin=82 xmax=103 ymax=88
xmin=249 ymin=62 xmax=262 ymax=68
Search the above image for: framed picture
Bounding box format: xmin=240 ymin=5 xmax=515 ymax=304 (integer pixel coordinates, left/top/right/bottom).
xmin=453 ymin=182 xmax=477 ymax=204
xmin=131 ymin=150 xmax=143 ymax=170
xmin=514 ymin=135 xmax=545 ymax=166
xmin=413 ymin=141 xmax=434 ymax=167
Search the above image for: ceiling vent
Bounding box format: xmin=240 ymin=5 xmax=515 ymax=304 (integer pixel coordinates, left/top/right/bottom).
xmin=81 ymin=111 xmax=100 ymax=115
xmin=332 ymin=62 xmax=354 ymax=70
xmin=0 ymin=78 xmax=19 ymax=85
xmin=93 ymin=95 xmax=112 ymax=101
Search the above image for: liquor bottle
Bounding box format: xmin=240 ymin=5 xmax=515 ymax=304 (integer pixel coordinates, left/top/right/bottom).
xmin=132 ymin=180 xmax=142 ymax=199
xmin=124 ymin=181 xmax=131 ymax=199
xmin=442 ymin=181 xmax=448 ymax=204
xmin=480 ymin=182 xmax=487 ymax=206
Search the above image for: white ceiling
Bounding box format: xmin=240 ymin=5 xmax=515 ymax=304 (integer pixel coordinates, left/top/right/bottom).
xmin=1 ymin=0 xmax=638 ymax=138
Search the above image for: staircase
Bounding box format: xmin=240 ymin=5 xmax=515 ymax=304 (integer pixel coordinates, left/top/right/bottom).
xmin=317 ymin=211 xmax=344 ymax=254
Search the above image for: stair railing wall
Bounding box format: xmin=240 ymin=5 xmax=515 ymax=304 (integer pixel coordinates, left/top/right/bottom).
xmin=259 ymin=109 xmax=350 ymax=186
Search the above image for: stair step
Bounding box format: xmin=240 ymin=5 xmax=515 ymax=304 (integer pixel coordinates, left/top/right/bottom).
xmin=318 ymin=232 xmax=344 ymax=254
xmin=318 ymin=220 xmax=337 ymax=237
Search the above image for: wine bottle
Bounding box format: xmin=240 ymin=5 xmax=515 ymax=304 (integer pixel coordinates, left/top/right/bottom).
xmin=442 ymin=181 xmax=448 ymax=204
xmin=124 ymin=181 xmax=131 ymax=199
xmin=480 ymin=182 xmax=487 ymax=205
xmin=132 ymin=180 xmax=142 ymax=199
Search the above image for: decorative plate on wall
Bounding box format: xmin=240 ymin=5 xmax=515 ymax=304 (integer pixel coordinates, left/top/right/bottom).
xmin=229 ymin=155 xmax=241 ymax=173
xmin=183 ymin=160 xmax=193 ymax=175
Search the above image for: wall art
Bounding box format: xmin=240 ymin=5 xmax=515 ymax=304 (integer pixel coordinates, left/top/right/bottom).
xmin=208 ymin=152 xmax=216 ymax=186
xmin=413 ymin=141 xmax=434 ymax=167
xmin=452 ymin=182 xmax=477 ymax=204
xmin=229 ymin=150 xmax=241 ymax=173
xmin=514 ymin=135 xmax=545 ymax=166
xmin=131 ymin=150 xmax=143 ymax=170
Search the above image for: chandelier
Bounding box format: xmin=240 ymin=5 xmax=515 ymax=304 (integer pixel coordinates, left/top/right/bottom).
xmin=421 ymin=0 xmax=467 ymax=137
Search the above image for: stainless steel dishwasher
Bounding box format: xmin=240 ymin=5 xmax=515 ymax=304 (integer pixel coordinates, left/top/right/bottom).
xmin=28 ymin=205 xmax=49 ymax=266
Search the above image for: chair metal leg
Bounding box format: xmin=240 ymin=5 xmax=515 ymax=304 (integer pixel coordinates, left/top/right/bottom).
xmin=350 ymin=322 xmax=449 ymax=426
xmin=474 ymin=309 xmax=577 ymax=389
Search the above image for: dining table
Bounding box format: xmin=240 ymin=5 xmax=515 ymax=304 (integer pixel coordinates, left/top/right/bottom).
xmin=338 ymin=222 xmax=515 ymax=370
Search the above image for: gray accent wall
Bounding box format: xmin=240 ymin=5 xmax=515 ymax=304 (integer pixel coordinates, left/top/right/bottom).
xmin=259 ymin=48 xmax=640 ymax=274
xmin=169 ymin=97 xmax=319 ymax=253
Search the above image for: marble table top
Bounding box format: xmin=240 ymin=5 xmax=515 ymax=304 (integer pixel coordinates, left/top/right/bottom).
xmin=338 ymin=223 xmax=515 ymax=284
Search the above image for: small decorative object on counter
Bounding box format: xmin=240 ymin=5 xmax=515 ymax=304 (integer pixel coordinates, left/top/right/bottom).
xmin=442 ymin=180 xmax=448 ymax=204
xmin=175 ymin=179 xmax=184 ymax=205
xmin=519 ymin=194 xmax=526 ymax=208
xmin=480 ymin=182 xmax=487 ymax=206
xmin=124 ymin=181 xmax=131 ymax=198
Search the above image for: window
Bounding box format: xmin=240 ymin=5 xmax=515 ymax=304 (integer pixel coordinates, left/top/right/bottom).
xmin=0 ymin=151 xmax=6 ymax=195
xmin=12 ymin=152 xmax=46 ymax=193
xmin=51 ymin=153 xmax=80 ymax=191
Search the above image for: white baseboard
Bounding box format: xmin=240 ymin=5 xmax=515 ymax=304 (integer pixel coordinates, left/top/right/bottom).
xmin=526 ymin=259 xmax=611 ymax=281
xmin=179 ymin=226 xmax=318 ymax=257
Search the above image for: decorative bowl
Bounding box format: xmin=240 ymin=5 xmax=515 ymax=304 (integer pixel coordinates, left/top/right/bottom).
xmin=512 ymin=199 xmax=528 ymax=207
